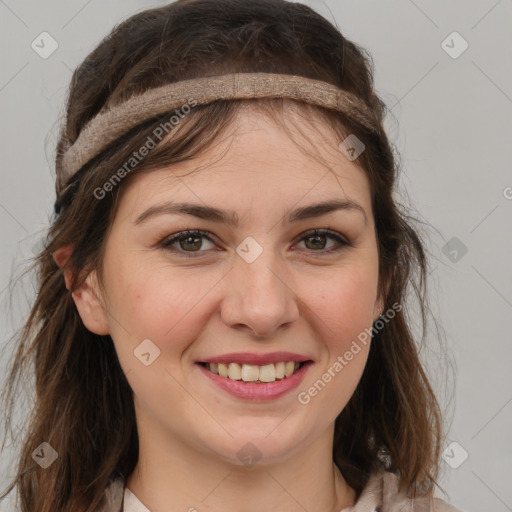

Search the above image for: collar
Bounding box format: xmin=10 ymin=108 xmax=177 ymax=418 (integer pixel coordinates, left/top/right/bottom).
xmin=99 ymin=467 xmax=437 ymax=512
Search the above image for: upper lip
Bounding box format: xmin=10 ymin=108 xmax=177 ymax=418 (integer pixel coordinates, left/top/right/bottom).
xmin=197 ymin=352 xmax=313 ymax=366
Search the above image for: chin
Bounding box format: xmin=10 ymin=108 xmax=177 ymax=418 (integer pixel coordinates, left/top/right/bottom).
xmin=195 ymin=420 xmax=311 ymax=468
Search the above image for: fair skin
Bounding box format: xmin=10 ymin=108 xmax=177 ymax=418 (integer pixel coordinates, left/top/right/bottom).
xmin=54 ymin=106 xmax=384 ymax=512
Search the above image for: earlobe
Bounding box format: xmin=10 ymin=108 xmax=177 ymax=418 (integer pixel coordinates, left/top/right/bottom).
xmin=53 ymin=244 xmax=75 ymax=290
xmin=53 ymin=244 xmax=110 ymax=335
xmin=373 ymin=297 xmax=384 ymax=322
xmin=374 ymin=275 xmax=391 ymax=322
xmin=70 ymin=270 xmax=110 ymax=336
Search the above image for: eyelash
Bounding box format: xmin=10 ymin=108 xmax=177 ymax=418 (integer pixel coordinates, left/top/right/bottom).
xmin=160 ymin=228 xmax=352 ymax=258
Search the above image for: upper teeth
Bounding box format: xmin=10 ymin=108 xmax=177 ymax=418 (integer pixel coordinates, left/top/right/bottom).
xmin=206 ymin=361 xmax=301 ymax=383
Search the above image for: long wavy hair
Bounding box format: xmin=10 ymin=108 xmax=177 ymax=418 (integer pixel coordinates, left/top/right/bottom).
xmin=0 ymin=0 xmax=448 ymax=510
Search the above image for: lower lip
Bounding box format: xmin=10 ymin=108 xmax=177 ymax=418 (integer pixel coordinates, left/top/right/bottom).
xmin=196 ymin=362 xmax=313 ymax=401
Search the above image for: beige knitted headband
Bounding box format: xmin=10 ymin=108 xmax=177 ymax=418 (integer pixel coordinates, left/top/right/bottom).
xmin=57 ymin=72 xmax=377 ymax=195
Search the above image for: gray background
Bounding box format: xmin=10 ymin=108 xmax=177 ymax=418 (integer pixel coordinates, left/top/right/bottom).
xmin=1 ymin=1 xmax=511 ymax=511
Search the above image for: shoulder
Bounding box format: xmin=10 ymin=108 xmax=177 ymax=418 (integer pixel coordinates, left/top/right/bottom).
xmin=432 ymin=497 xmax=467 ymax=512
xmin=100 ymin=470 xmax=468 ymax=512
xmin=352 ymin=468 xmax=466 ymax=512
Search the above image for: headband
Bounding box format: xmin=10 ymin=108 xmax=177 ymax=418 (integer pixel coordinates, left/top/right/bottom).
xmin=57 ymin=72 xmax=377 ymax=195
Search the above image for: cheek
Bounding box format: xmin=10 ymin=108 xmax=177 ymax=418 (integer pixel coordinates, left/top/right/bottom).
xmin=106 ymin=262 xmax=217 ymax=352
xmin=299 ymin=270 xmax=375 ymax=415
xmin=311 ymin=264 xmax=378 ymax=347
xmin=303 ymin=263 xmax=378 ymax=411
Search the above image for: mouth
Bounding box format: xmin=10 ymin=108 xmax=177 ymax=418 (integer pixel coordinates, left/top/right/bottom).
xmin=196 ymin=360 xmax=309 ymax=384
xmin=194 ymin=351 xmax=314 ymax=400
xmin=195 ymin=359 xmax=313 ymax=400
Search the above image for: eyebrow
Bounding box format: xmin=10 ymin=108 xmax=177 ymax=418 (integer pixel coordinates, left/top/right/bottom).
xmin=134 ymin=199 xmax=367 ymax=227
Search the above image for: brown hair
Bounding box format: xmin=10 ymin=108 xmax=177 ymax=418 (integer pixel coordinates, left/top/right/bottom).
xmin=0 ymin=0 xmax=447 ymax=510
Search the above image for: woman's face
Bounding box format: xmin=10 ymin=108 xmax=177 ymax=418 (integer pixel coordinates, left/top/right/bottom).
xmin=82 ymin=107 xmax=382 ymax=466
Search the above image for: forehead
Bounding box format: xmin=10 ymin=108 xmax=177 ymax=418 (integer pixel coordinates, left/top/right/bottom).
xmin=116 ymin=107 xmax=372 ymax=221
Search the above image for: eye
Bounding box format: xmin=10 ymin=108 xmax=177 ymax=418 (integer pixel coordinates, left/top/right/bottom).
xmin=161 ymin=230 xmax=216 ymax=256
xmin=294 ymin=229 xmax=351 ymax=255
xmin=160 ymin=228 xmax=351 ymax=258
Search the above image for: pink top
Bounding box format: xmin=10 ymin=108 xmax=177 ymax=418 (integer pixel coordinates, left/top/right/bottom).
xmin=111 ymin=468 xmax=465 ymax=512
xmin=123 ymin=487 xmax=150 ymax=512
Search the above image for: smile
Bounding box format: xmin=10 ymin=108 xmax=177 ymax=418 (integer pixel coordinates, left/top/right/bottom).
xmin=199 ymin=361 xmax=306 ymax=383
xmin=195 ymin=360 xmax=313 ymax=401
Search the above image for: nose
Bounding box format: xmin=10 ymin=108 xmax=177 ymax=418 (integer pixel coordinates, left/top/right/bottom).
xmin=220 ymin=248 xmax=300 ymax=338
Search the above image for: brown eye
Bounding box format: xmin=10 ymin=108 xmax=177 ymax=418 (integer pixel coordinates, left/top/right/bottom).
xmin=162 ymin=230 xmax=216 ymax=256
xmin=161 ymin=228 xmax=351 ymax=259
xmin=295 ymin=229 xmax=351 ymax=255
xmin=178 ymin=235 xmax=203 ymax=251
xmin=304 ymin=233 xmax=328 ymax=250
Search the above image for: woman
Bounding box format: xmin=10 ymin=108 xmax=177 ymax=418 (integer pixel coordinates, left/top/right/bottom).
xmin=0 ymin=0 xmax=465 ymax=511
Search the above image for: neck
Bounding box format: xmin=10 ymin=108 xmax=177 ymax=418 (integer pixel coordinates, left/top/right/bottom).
xmin=126 ymin=417 xmax=356 ymax=512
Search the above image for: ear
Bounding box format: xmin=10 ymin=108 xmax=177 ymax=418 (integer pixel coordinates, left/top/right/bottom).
xmin=53 ymin=245 xmax=110 ymax=336
xmin=373 ymin=274 xmax=391 ymax=322
xmin=53 ymin=244 xmax=74 ymax=289
xmin=373 ymin=295 xmax=385 ymax=322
